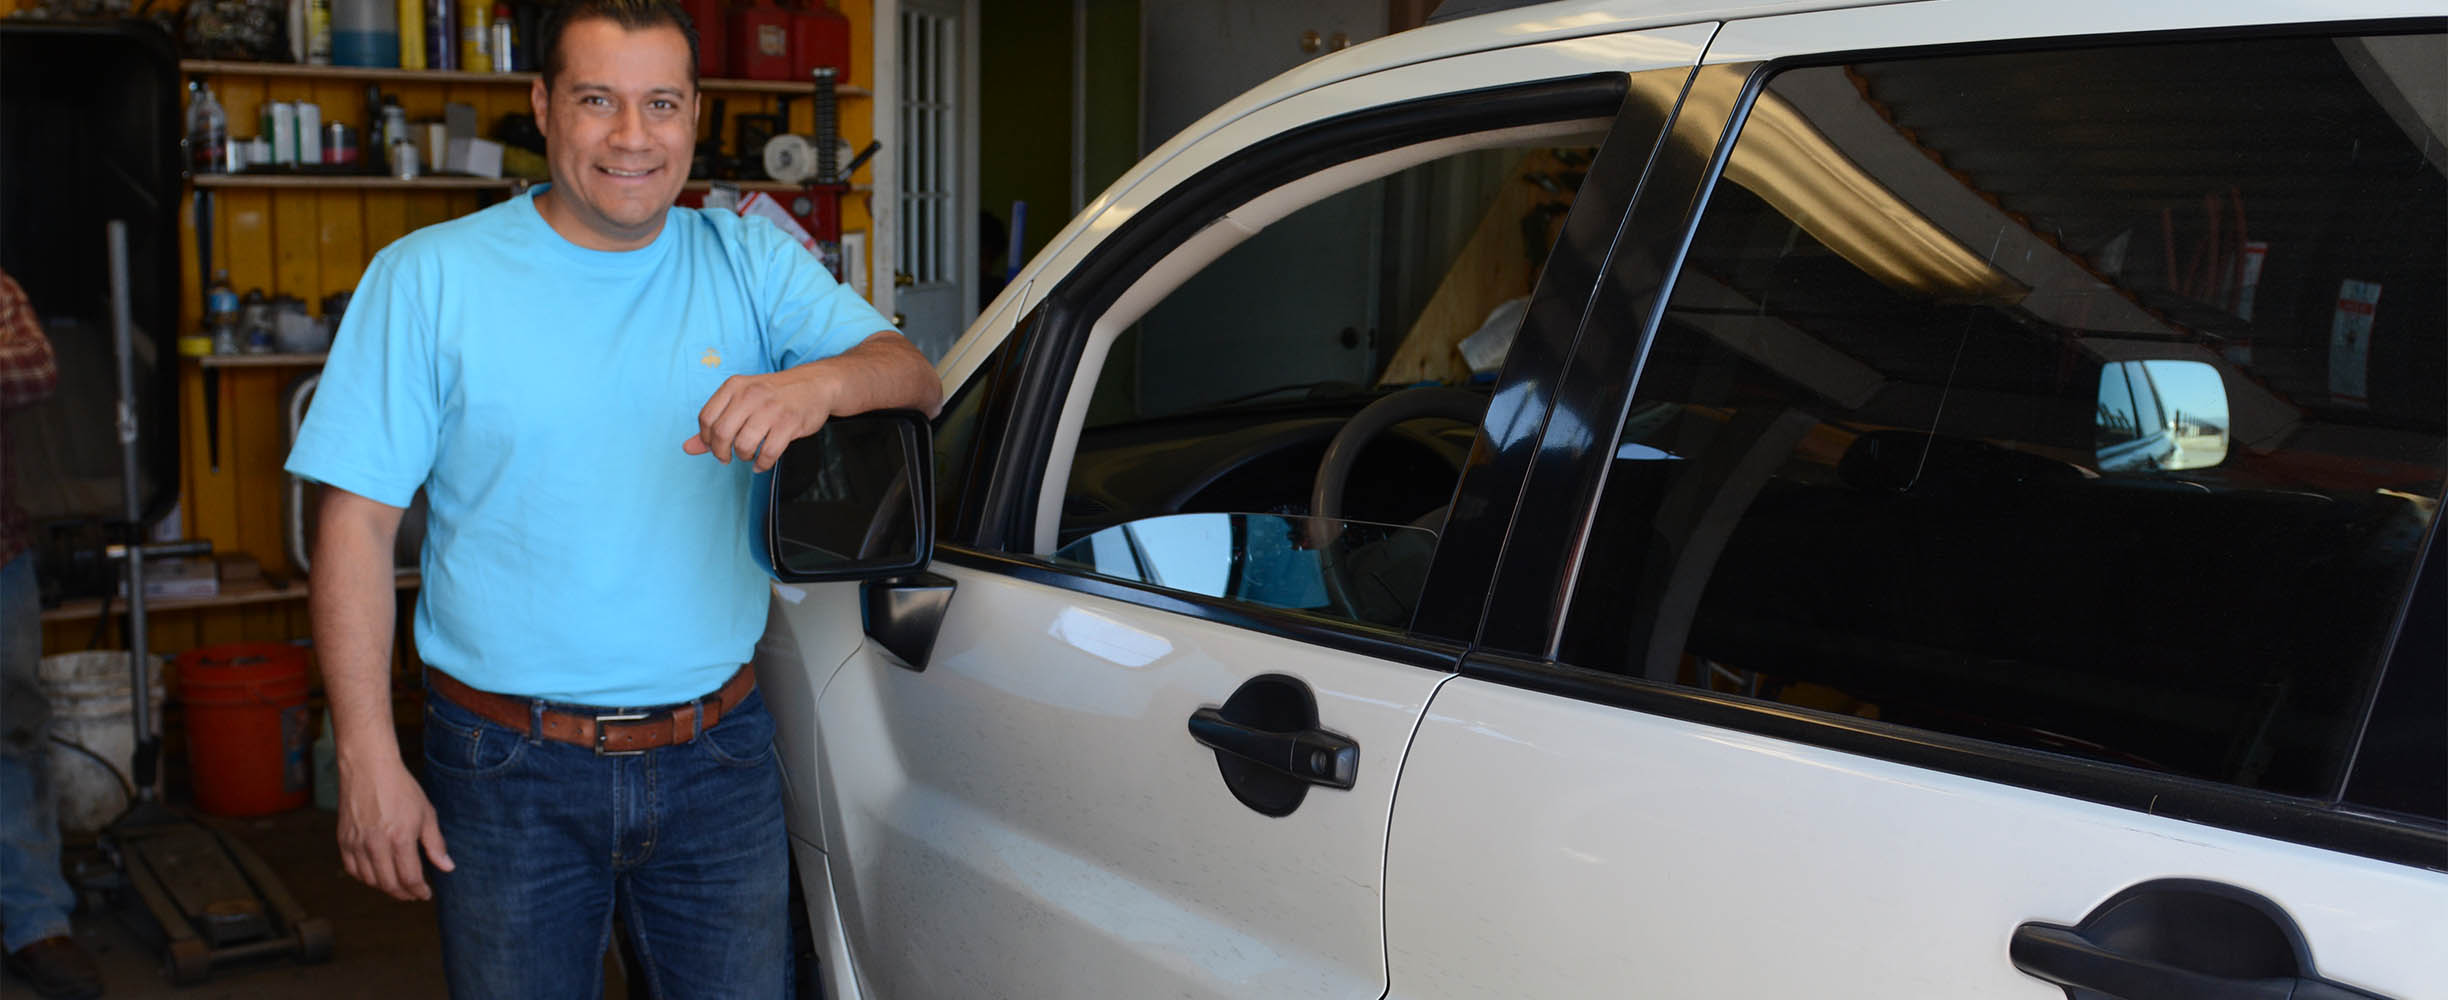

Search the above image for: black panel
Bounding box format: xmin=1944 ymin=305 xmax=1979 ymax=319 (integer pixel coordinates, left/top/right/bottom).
xmin=2346 ymin=523 xmax=2447 ymax=822
xmin=0 ymin=21 xmax=183 ymax=529
xmin=1411 ymin=64 xmax=1697 ymax=643
xmin=861 ymin=572 xmax=956 ymax=672
xmin=1476 ymin=64 xmax=1758 ymax=654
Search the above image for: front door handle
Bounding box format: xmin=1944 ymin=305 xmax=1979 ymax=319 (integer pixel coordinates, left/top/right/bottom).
xmin=1191 ymin=674 xmax=1358 ymax=817
xmin=1188 ymin=707 xmax=1357 ymax=789
xmin=2011 ymin=879 xmax=2393 ymax=1000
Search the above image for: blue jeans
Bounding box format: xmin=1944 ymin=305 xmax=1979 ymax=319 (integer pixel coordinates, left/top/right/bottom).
xmin=1 ymin=551 xmax=79 ymax=953
xmin=422 ymin=677 xmax=791 ymax=999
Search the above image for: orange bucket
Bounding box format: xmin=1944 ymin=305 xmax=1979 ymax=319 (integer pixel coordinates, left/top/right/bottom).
xmin=177 ymin=642 xmax=313 ymax=816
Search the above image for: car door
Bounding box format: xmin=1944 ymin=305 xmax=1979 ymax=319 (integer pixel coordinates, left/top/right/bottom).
xmin=758 ymin=25 xmax=1714 ymax=1000
xmin=1382 ymin=2 xmax=2448 ymax=997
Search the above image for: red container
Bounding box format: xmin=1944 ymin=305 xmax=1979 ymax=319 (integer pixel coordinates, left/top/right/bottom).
xmin=728 ymin=1 xmax=795 ymax=81
xmin=178 ymin=642 xmax=313 ymax=816
xmin=678 ymin=0 xmax=730 ymax=79
xmin=790 ymin=4 xmax=849 ymax=85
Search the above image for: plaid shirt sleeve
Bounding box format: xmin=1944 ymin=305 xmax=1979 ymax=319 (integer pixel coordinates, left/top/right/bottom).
xmin=0 ymin=269 xmax=58 ymax=410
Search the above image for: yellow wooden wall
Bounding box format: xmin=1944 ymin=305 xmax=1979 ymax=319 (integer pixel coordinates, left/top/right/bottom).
xmin=36 ymin=0 xmax=881 ymax=655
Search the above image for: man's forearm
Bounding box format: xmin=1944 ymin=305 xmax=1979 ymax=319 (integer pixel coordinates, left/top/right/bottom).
xmin=311 ymin=496 xmax=407 ymax=766
xmin=803 ymin=331 xmax=944 ymax=418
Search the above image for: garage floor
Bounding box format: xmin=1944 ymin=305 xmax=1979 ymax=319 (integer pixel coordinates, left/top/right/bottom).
xmin=10 ymin=808 xmax=638 ymax=999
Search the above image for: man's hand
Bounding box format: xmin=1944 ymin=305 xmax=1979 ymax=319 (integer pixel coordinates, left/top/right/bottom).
xmin=684 ymin=365 xmax=838 ymax=472
xmin=336 ymin=753 xmax=455 ymax=901
xmin=683 ymin=331 xmax=942 ymax=472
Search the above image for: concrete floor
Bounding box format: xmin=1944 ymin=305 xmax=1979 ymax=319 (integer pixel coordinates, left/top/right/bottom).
xmin=4 ymin=806 xmax=657 ymax=999
xmin=6 ymin=807 xmax=453 ymax=1000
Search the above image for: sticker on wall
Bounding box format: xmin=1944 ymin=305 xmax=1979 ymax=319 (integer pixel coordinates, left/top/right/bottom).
xmin=2329 ymin=278 xmax=2380 ymax=408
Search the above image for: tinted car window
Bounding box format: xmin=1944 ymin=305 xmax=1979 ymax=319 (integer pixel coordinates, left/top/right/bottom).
xmin=1057 ymin=125 xmax=1612 ymax=629
xmin=932 ymin=342 xmax=1006 ymax=537
xmin=1559 ymin=33 xmax=2445 ymax=799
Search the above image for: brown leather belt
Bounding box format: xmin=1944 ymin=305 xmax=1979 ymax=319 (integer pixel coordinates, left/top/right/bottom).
xmin=426 ymin=665 xmax=757 ymax=756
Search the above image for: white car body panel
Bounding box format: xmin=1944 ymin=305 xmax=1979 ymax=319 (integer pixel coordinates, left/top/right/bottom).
xmin=1385 ymin=679 xmax=2448 ymax=998
xmin=767 ymin=1 xmax=2448 ymax=996
xmin=1702 ymin=0 xmax=2448 ymax=65
xmin=804 ymin=563 xmax=1449 ymax=998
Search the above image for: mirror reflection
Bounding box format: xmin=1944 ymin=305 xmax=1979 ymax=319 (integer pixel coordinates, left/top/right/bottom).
xmin=1051 ymin=512 xmax=1437 ymax=629
xmin=772 ymin=419 xmax=919 ymax=575
xmin=2096 ymin=360 xmax=2229 ymax=472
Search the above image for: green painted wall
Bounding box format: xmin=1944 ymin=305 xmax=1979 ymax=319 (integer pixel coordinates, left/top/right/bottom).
xmin=979 ymin=0 xmax=1138 ymax=278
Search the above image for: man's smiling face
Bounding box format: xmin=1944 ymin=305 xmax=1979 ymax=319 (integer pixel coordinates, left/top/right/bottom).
xmin=530 ymin=17 xmax=699 ymax=251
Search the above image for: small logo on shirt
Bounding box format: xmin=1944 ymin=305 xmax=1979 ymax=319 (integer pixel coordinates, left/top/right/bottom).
xmin=700 ymin=348 xmax=722 ymax=368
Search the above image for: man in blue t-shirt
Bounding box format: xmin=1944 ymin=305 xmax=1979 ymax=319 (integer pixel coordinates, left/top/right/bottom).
xmin=284 ymin=0 xmax=939 ymax=993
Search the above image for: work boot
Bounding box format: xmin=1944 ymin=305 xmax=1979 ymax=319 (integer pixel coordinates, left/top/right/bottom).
xmin=4 ymin=935 xmax=103 ymax=999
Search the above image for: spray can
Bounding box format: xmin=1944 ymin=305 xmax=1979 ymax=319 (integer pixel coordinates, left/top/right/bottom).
xmin=490 ymin=5 xmax=514 ymax=72
xmin=456 ymin=0 xmax=489 ymax=72
xmin=307 ymin=0 xmax=335 ymax=64
xmin=324 ymin=122 xmax=357 ymax=165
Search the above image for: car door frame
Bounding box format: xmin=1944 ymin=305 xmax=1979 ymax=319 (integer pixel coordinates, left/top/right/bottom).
xmin=932 ymin=65 xmax=1700 ymax=654
xmin=1469 ymin=0 xmax=2448 ymax=871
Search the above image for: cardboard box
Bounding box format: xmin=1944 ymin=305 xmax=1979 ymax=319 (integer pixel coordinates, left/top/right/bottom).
xmin=445 ymin=137 xmax=504 ymax=179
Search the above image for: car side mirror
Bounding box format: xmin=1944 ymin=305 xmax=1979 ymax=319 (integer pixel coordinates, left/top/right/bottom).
xmin=2095 ymin=360 xmax=2228 ymax=473
xmin=758 ymin=409 xmax=935 ymax=582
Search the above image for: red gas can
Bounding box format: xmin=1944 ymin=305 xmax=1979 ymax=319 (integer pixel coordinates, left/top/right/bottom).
xmin=790 ymin=3 xmax=850 ymax=85
xmin=727 ymin=1 xmax=794 ymax=81
xmin=678 ymin=0 xmax=730 ymax=79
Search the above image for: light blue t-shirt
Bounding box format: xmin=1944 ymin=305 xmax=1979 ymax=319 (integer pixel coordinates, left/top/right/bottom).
xmin=286 ymin=187 xmax=888 ymax=706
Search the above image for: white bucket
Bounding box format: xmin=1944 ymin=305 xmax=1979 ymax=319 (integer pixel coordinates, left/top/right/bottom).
xmin=38 ymin=651 xmax=166 ymax=833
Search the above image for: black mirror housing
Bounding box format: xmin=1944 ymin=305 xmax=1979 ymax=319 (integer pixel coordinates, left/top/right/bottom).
xmin=758 ymin=409 xmax=935 ymax=583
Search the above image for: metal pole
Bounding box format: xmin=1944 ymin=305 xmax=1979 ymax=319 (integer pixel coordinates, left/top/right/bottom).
xmin=106 ymin=220 xmax=157 ymax=802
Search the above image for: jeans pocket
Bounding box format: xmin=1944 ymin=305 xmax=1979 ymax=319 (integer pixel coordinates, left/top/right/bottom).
xmin=698 ymin=691 xmax=775 ymax=768
xmin=422 ymin=693 xmax=527 ymax=778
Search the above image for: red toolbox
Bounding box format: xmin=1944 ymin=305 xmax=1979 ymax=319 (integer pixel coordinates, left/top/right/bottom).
xmin=790 ymin=2 xmax=849 ymax=85
xmin=727 ymin=0 xmax=794 ymax=81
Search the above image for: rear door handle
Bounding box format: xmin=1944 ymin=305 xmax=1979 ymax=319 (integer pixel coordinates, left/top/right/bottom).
xmin=1188 ymin=708 xmax=1358 ymax=789
xmin=2011 ymin=879 xmax=2393 ymax=1000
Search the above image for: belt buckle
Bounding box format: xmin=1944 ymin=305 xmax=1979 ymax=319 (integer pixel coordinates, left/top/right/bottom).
xmin=594 ymin=711 xmax=652 ymax=756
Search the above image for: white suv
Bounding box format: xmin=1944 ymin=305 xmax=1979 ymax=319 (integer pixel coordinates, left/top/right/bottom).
xmin=756 ymin=1 xmax=2447 ymax=996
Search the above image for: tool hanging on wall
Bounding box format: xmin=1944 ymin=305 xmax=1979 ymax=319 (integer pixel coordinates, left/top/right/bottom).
xmin=759 ymin=67 xmax=878 ymax=280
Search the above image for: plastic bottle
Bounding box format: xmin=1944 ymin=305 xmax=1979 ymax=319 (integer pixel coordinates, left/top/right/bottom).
xmin=239 ymin=290 xmax=275 ymax=354
xmin=207 ymin=270 xmax=239 ymax=325
xmin=380 ymin=101 xmax=410 ymax=175
xmin=207 ymin=271 xmax=241 ymax=355
xmin=187 ymin=83 xmax=228 ymax=174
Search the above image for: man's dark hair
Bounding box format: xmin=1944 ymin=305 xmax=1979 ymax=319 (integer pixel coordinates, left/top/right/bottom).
xmin=538 ymin=0 xmax=702 ymax=91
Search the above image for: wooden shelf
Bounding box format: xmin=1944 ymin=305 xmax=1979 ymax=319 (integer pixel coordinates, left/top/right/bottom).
xmin=195 ymin=173 xmax=521 ymax=190
xmin=193 ymin=175 xmax=863 ymax=193
xmin=180 ymin=59 xmax=870 ymax=97
xmin=41 ymin=573 xmax=419 ymax=624
xmin=685 ymin=180 xmax=872 ymax=193
xmin=194 ymin=353 xmax=327 ymax=367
